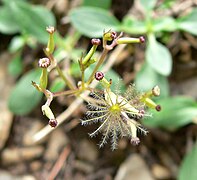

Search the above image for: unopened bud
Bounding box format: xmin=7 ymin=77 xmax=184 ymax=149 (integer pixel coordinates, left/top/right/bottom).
xmin=155 ymin=105 xmax=161 ymax=111
xmin=46 ymin=26 xmax=55 ymax=34
xmin=95 ymin=71 xmax=104 ymax=81
xmin=49 ymin=119 xmax=58 ymax=127
xmin=139 ymin=36 xmax=145 ymax=43
xmin=38 ymin=58 xmax=51 ymax=68
xmin=46 ymin=26 xmax=55 ymax=54
xmin=91 ymin=38 xmax=101 ymax=45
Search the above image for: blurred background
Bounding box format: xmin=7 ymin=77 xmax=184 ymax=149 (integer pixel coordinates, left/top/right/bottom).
xmin=0 ymin=0 xmax=197 ymax=179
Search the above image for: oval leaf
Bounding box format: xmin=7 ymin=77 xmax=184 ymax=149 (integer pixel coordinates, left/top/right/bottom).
xmin=177 ymin=8 xmax=197 ymax=36
xmin=153 ymin=16 xmax=178 ymax=32
xmin=178 ymin=144 xmax=197 ymax=180
xmin=135 ymin=63 xmax=169 ymax=98
xmin=7 ymin=1 xmax=56 ymax=43
xmin=121 ymin=16 xmax=147 ymax=34
xmin=0 ymin=7 xmax=20 ymax=34
xmin=139 ymin=0 xmax=157 ymax=11
xmin=8 ymin=69 xmax=43 ymax=115
xmin=146 ymin=34 xmax=172 ymax=76
xmin=143 ymin=96 xmax=197 ymax=130
xmin=69 ymin=7 xmax=120 ymax=37
xmin=83 ymin=0 xmax=112 ymax=9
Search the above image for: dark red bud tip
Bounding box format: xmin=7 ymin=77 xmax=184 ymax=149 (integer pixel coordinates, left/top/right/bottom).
xmin=95 ymin=71 xmax=104 ymax=81
xmin=91 ymin=38 xmax=101 ymax=45
xmin=38 ymin=58 xmax=51 ymax=68
xmin=130 ymin=137 xmax=140 ymax=146
xmin=111 ymin=31 xmax=117 ymax=39
xmin=155 ymin=105 xmax=161 ymax=112
xmin=49 ymin=119 xmax=58 ymax=127
xmin=139 ymin=36 xmax=145 ymax=43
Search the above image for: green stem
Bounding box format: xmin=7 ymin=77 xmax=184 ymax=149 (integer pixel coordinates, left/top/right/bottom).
xmin=56 ymin=65 xmax=75 ymax=90
xmin=87 ymin=48 xmax=109 ymax=85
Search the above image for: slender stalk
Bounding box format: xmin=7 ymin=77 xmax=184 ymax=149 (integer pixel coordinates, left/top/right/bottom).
xmin=56 ymin=65 xmax=75 ymax=90
xmin=86 ymin=48 xmax=109 ymax=85
xmin=53 ymin=89 xmax=79 ymax=97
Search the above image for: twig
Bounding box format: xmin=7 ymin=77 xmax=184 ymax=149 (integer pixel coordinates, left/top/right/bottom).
xmin=48 ymin=146 xmax=71 ymax=180
xmin=29 ymin=44 xmax=126 ymax=145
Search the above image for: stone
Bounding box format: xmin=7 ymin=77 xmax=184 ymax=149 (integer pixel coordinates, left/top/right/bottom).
xmin=114 ymin=154 xmax=154 ymax=180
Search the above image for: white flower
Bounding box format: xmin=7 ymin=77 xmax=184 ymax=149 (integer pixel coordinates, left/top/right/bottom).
xmin=82 ymin=86 xmax=149 ymax=150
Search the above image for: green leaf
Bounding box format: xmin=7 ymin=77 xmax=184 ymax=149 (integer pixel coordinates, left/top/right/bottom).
xmin=50 ymin=78 xmax=65 ymax=92
xmin=6 ymin=1 xmax=56 ymax=43
xmin=82 ymin=0 xmax=112 ymax=9
xmin=69 ymin=7 xmax=120 ymax=37
xmin=177 ymin=8 xmax=197 ymax=36
xmin=139 ymin=0 xmax=157 ymax=11
xmin=8 ymin=54 xmax=23 ymax=76
xmin=8 ymin=69 xmax=43 ymax=115
xmin=153 ymin=16 xmax=178 ymax=32
xmin=146 ymin=34 xmax=172 ymax=76
xmin=178 ymin=143 xmax=197 ymax=180
xmin=0 ymin=7 xmax=20 ymax=34
xmin=143 ymin=96 xmax=197 ymax=130
xmin=121 ymin=16 xmax=147 ymax=34
xmin=8 ymin=36 xmax=25 ymax=53
xmin=135 ymin=63 xmax=169 ymax=98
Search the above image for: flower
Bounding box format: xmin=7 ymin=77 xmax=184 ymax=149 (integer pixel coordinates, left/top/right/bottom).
xmin=82 ymin=85 xmax=150 ymax=150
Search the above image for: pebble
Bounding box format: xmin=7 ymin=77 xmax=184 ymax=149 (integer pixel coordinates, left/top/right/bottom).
xmin=77 ymin=139 xmax=98 ymax=162
xmin=114 ymin=154 xmax=154 ymax=180
xmin=2 ymin=146 xmax=44 ymax=165
xmin=152 ymin=164 xmax=171 ymax=179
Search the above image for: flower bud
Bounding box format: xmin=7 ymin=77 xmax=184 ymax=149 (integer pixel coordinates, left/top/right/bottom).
xmin=91 ymin=38 xmax=101 ymax=45
xmin=38 ymin=58 xmax=51 ymax=68
xmin=49 ymin=119 xmax=58 ymax=128
xmin=95 ymin=71 xmax=104 ymax=81
xmin=139 ymin=36 xmax=145 ymax=43
xmin=155 ymin=105 xmax=161 ymax=111
xmin=46 ymin=26 xmax=55 ymax=34
xmin=46 ymin=26 xmax=55 ymax=54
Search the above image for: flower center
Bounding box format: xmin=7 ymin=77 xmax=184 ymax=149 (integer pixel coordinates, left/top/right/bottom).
xmin=109 ymin=104 xmax=121 ymax=114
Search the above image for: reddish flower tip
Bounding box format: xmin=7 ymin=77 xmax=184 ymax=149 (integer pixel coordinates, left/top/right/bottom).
xmin=91 ymin=38 xmax=101 ymax=45
xmin=49 ymin=119 xmax=58 ymax=127
xmin=139 ymin=36 xmax=145 ymax=43
xmin=155 ymin=105 xmax=161 ymax=112
xmin=130 ymin=137 xmax=140 ymax=146
xmin=95 ymin=71 xmax=104 ymax=81
xmin=111 ymin=31 xmax=117 ymax=40
xmin=38 ymin=58 xmax=51 ymax=68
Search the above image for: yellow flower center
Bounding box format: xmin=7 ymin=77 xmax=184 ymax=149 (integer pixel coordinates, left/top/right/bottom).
xmin=109 ymin=104 xmax=121 ymax=114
